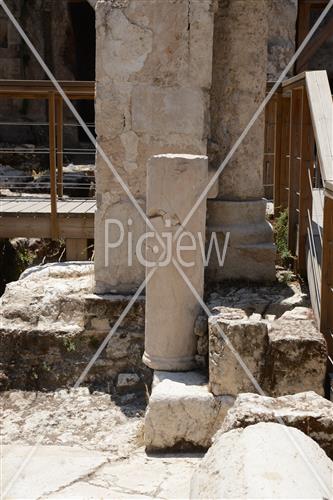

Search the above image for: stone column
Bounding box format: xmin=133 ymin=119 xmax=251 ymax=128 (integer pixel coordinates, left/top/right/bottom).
xmin=143 ymin=154 xmax=208 ymax=371
xmin=207 ymin=0 xmax=276 ymax=282
xmin=94 ymin=0 xmax=216 ymax=293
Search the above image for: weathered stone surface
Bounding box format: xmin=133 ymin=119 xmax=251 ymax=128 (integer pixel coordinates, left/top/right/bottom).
xmin=94 ymin=0 xmax=215 ymax=293
xmin=264 ymin=318 xmax=327 ymax=397
xmin=190 ymin=422 xmax=333 ymax=499
xmin=117 ymin=373 xmax=141 ymax=390
xmin=209 ymin=316 xmax=268 ymax=396
xmin=267 ymin=0 xmax=297 ymax=80
xmin=143 ymin=154 xmax=208 ymax=371
xmin=2 ymin=388 xmax=201 ymax=498
xmin=221 ymin=391 xmax=333 ymax=459
xmin=210 ymin=0 xmax=268 ymax=200
xmin=206 ymin=199 xmax=276 ymax=282
xmin=3 ymin=445 xmax=108 ymax=499
xmin=207 ymin=284 xmax=326 ymax=398
xmin=0 ymin=263 xmax=150 ymax=391
xmin=1 ymin=387 xmax=144 ymax=453
xmin=207 ymin=281 xmax=309 ymax=317
xmin=144 ymin=371 xmax=234 ymax=450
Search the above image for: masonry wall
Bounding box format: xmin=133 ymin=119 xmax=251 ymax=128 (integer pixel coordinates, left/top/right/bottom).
xmin=94 ymin=0 xmax=216 ymax=293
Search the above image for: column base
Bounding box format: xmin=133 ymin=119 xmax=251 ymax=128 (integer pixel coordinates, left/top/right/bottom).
xmin=142 ymin=351 xmax=197 ymax=372
xmin=206 ymin=199 xmax=276 ymax=283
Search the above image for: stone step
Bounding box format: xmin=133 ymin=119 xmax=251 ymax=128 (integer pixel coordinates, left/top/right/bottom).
xmin=144 ymin=371 xmax=234 ymax=451
xmin=207 ymin=199 xmax=268 ymax=225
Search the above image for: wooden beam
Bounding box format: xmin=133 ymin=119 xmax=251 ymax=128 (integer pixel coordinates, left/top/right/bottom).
xmin=298 ymin=91 xmax=315 ymax=276
xmin=320 ymin=194 xmax=333 ymax=359
xmin=66 ymin=238 xmax=88 ymax=261
xmin=0 ymin=214 xmax=94 ymax=239
xmin=48 ymin=92 xmax=58 ymax=239
xmin=298 ymin=14 xmax=333 ymax=72
xmin=56 ymin=96 xmax=64 ymax=199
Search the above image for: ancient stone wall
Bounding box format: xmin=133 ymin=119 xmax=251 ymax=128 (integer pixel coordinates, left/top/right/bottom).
xmin=267 ymin=0 xmax=298 ymax=81
xmin=94 ymin=0 xmax=216 ymax=293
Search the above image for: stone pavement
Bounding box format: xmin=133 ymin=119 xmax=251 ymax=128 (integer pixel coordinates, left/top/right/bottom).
xmin=1 ymin=389 xmax=202 ymax=499
xmin=3 ymin=445 xmax=202 ymax=499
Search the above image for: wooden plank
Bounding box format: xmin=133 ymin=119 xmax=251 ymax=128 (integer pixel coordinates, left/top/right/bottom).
xmin=0 ymin=199 xmax=23 ymax=210
xmin=48 ymin=92 xmax=58 ymax=239
xmin=86 ymin=204 xmax=97 ymax=214
xmin=320 ymin=195 xmax=333 ymax=359
xmin=66 ymin=238 xmax=88 ymax=261
xmin=57 ymin=201 xmax=82 ymax=214
xmin=0 ymin=213 xmax=94 ymax=239
xmin=273 ymin=93 xmax=283 ymax=213
xmin=298 ymin=90 xmax=315 ymax=276
xmin=56 ymin=97 xmax=64 ymax=199
xmin=288 ymin=87 xmax=303 ymax=257
xmin=305 ymin=71 xmax=333 ymax=184
xmin=279 ymin=96 xmax=291 ymax=212
xmin=0 ymin=200 xmax=37 ymax=212
xmin=19 ymin=200 xmax=51 ymax=213
xmin=68 ymin=200 xmax=95 ymax=214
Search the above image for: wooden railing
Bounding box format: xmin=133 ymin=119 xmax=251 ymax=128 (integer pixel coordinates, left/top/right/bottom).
xmin=268 ymin=70 xmax=333 ymax=369
xmin=0 ymin=80 xmax=95 ymax=238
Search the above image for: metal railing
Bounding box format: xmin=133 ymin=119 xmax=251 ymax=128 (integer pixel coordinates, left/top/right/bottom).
xmin=266 ymin=70 xmax=333 ymax=372
xmin=0 ymin=80 xmax=95 ymax=238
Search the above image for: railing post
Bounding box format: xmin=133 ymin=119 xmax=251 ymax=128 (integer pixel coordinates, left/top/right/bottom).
xmin=276 ymin=94 xmax=291 ymax=215
xmin=273 ymin=91 xmax=282 ymax=214
xmin=320 ymin=191 xmax=333 ymax=360
xmin=298 ymin=89 xmax=315 ymax=276
xmin=288 ymin=87 xmax=303 ymax=257
xmin=48 ymin=91 xmax=58 ymax=239
xmin=56 ymin=96 xmax=64 ymax=199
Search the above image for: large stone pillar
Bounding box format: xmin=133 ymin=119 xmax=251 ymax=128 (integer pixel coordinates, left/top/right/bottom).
xmin=94 ymin=0 xmax=216 ymax=293
xmin=208 ymin=0 xmax=276 ymax=282
xmin=143 ymin=154 xmax=208 ymax=371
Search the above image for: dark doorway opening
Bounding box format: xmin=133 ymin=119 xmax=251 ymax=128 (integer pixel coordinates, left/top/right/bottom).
xmin=68 ymin=1 xmax=95 ymax=142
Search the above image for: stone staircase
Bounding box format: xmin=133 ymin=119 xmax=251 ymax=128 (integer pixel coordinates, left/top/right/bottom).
xmin=144 ymin=281 xmax=328 ymax=450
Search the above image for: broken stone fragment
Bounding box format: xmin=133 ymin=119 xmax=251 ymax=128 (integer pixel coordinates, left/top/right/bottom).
xmin=193 ymin=315 xmax=208 ymax=337
xmin=117 ymin=373 xmax=140 ymax=390
xmin=190 ymin=422 xmax=333 ymax=499
xmin=220 ymin=391 xmax=333 ymax=459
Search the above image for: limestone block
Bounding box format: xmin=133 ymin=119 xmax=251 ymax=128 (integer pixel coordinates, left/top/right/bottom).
xmin=209 ymin=315 xmax=268 ymax=396
xmin=144 ymin=371 xmax=234 ymax=450
xmin=210 ymin=0 xmax=268 ymax=199
xmin=94 ymin=0 xmax=215 ymax=292
xmin=143 ymin=154 xmax=208 ymax=371
xmin=206 ymin=199 xmax=276 ymax=283
xmin=264 ymin=319 xmax=327 ymax=397
xmin=131 ymin=85 xmax=207 ymax=140
xmin=190 ymin=423 xmax=333 ymax=499
xmin=94 ymin=199 xmax=146 ymax=293
xmin=221 ymin=391 xmax=333 ymax=459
